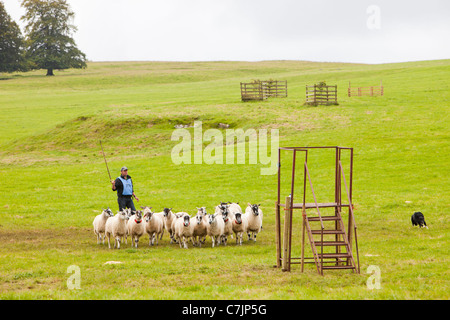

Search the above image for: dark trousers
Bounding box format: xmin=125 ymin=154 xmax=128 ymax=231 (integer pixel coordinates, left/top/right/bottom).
xmin=118 ymin=196 xmax=136 ymax=212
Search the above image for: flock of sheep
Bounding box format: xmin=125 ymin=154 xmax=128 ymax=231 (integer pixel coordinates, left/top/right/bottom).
xmin=93 ymin=202 xmax=263 ymax=249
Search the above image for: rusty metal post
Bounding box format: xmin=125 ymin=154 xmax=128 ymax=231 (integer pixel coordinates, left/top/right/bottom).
xmin=275 ymin=149 xmax=282 ymax=268
xmin=287 ymin=150 xmax=297 ymax=272
xmin=282 ymin=195 xmax=291 ymax=271
xmin=275 ymin=202 xmax=281 ymax=268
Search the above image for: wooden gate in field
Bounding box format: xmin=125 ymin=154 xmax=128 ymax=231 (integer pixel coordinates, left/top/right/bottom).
xmin=348 ymin=81 xmax=384 ymax=97
xmin=241 ymin=80 xmax=288 ymax=101
xmin=241 ymin=81 xmax=265 ymax=101
xmin=263 ymin=80 xmax=288 ymax=98
xmin=305 ymin=83 xmax=338 ymax=106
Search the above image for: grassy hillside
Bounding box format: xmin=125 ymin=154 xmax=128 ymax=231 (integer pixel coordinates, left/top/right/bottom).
xmin=0 ymin=60 xmax=449 ymax=299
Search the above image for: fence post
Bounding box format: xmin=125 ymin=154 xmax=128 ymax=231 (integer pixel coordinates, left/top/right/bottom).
xmin=335 ymin=85 xmax=338 ymax=103
xmin=275 ymin=202 xmax=281 ymax=267
xmin=282 ymin=195 xmax=292 ymax=271
xmin=314 ymin=85 xmax=317 ymax=105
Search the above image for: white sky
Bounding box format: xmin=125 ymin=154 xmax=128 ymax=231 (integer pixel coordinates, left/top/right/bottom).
xmin=3 ymin=0 xmax=450 ymax=63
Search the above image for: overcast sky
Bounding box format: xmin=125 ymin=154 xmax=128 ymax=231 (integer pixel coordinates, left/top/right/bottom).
xmin=3 ymin=0 xmax=450 ymax=63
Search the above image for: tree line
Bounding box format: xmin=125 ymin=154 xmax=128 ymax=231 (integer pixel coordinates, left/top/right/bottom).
xmin=0 ymin=0 xmax=86 ymax=76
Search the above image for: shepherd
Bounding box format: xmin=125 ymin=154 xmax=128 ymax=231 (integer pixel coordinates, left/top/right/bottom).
xmin=111 ymin=166 xmax=140 ymax=212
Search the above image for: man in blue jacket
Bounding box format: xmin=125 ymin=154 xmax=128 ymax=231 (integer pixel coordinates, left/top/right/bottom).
xmin=111 ymin=166 xmax=140 ymax=212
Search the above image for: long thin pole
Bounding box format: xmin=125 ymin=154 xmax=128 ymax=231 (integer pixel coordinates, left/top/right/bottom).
xmin=100 ymin=140 xmax=112 ymax=182
xmin=287 ymin=150 xmax=297 ymax=272
xmin=276 ymin=148 xmax=282 ymax=268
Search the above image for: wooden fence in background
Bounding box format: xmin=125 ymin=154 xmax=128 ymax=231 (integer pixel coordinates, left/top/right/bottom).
xmin=305 ymin=84 xmax=338 ymax=106
xmin=348 ymin=81 xmax=384 ymax=97
xmin=264 ymin=80 xmax=288 ymax=98
xmin=241 ymin=82 xmax=265 ymax=101
xmin=240 ymin=80 xmax=288 ymax=101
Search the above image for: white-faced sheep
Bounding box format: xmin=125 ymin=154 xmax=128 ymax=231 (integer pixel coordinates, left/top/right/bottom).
xmin=208 ymin=213 xmax=225 ymax=248
xmin=174 ymin=214 xmax=194 ymax=249
xmin=127 ymin=210 xmax=145 ymax=248
xmin=192 ymin=211 xmax=208 ymax=247
xmin=245 ymin=204 xmax=263 ymax=242
xmin=143 ymin=208 xmax=165 ymax=246
xmin=162 ymin=208 xmax=177 ymax=243
xmin=93 ymin=208 xmax=113 ymax=244
xmin=216 ymin=202 xmax=237 ymax=246
xmin=105 ymin=210 xmax=130 ymax=249
xmin=170 ymin=212 xmax=188 ymax=238
xmin=122 ymin=208 xmax=135 ymax=244
xmin=232 ymin=212 xmax=248 ymax=245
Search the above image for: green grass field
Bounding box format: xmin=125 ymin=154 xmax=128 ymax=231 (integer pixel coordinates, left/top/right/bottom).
xmin=0 ymin=60 xmax=449 ymax=299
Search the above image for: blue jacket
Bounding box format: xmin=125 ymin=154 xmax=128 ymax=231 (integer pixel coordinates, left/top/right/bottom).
xmin=113 ymin=175 xmax=134 ymax=197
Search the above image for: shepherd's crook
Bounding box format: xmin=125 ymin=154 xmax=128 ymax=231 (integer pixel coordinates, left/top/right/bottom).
xmin=100 ymin=140 xmax=112 ymax=183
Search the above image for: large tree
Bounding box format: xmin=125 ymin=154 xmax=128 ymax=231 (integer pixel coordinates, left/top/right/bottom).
xmin=21 ymin=0 xmax=86 ymax=76
xmin=0 ymin=1 xmax=27 ymax=73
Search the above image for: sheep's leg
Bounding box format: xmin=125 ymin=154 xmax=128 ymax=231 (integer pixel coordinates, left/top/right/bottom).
xmin=159 ymin=229 xmax=164 ymax=240
xmin=178 ymin=236 xmax=183 ymax=248
xmin=96 ymin=232 xmax=100 ymax=244
xmin=247 ymin=232 xmax=252 ymax=241
xmin=107 ymin=233 xmax=111 ymax=249
xmin=135 ymin=237 xmax=139 ymax=248
xmin=183 ymin=236 xmax=188 ymax=249
xmin=116 ymin=236 xmax=121 ymax=249
xmin=211 ymin=236 xmax=215 ymax=248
